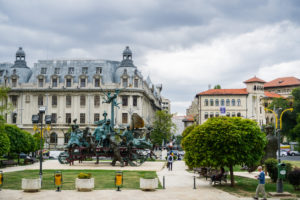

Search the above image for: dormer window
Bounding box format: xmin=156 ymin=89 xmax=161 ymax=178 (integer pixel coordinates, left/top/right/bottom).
xmin=122 ymin=78 xmax=128 ymax=88
xmin=66 ymin=78 xmax=72 ymax=87
xmin=134 ymin=79 xmax=139 ymax=88
xmin=96 ymin=67 xmax=102 ymax=74
xmin=95 ymin=78 xmax=100 ymax=87
xmin=54 ymin=68 xmax=60 ymax=74
xmin=82 ymin=67 xmax=88 ymax=74
xmin=12 ymin=79 xmax=17 ymax=87
xmin=41 ymin=68 xmax=47 ymax=74
xmin=38 ymin=78 xmax=44 ymax=87
xmin=52 ymin=78 xmax=58 ymax=87
xmin=80 ymin=78 xmax=86 ymax=87
xmin=68 ymin=67 xmax=74 ymax=74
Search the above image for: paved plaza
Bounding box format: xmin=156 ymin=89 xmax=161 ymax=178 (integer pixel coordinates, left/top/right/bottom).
xmin=0 ymin=160 xmax=284 ymax=200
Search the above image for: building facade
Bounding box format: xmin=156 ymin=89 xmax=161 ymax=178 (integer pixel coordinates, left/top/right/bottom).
xmin=0 ymin=47 xmax=162 ymax=149
xmin=186 ymin=76 xmax=286 ymax=126
xmin=161 ymin=98 xmax=171 ymax=114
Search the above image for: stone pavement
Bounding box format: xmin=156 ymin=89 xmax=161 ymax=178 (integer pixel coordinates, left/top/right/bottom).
xmin=0 ymin=160 xmax=285 ymax=200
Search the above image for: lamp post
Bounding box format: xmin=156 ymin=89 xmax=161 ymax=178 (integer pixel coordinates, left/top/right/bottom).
xmin=32 ymin=107 xmax=52 ymax=185
xmin=264 ymin=107 xmax=293 ymax=193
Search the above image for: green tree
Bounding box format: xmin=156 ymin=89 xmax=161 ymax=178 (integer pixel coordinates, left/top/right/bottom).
xmin=182 ymin=123 xmax=196 ymax=138
xmin=33 ymin=131 xmax=44 ymax=152
xmin=0 ymin=116 xmax=10 ymax=156
xmin=214 ymin=85 xmax=221 ymax=89
xmin=150 ymin=110 xmax=176 ymax=147
xmin=5 ymin=124 xmax=31 ymax=163
xmin=182 ymin=117 xmax=266 ymax=186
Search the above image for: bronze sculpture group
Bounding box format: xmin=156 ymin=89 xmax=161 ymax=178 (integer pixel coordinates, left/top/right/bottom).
xmin=58 ymin=90 xmax=154 ymax=167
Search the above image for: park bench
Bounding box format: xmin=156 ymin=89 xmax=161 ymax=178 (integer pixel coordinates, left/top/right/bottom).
xmin=0 ymin=159 xmax=18 ymax=167
xmin=212 ymin=172 xmax=228 ymax=185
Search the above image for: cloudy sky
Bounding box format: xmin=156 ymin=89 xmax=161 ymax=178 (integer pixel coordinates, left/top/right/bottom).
xmin=1 ymin=0 xmax=300 ymax=115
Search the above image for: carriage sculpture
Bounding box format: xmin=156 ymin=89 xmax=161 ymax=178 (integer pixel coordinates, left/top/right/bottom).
xmin=58 ymin=89 xmax=154 ymax=166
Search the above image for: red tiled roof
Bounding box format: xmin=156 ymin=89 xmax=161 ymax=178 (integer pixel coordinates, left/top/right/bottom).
xmin=182 ymin=115 xmax=194 ymax=122
xmin=264 ymin=77 xmax=300 ymax=88
xmin=244 ymin=76 xmax=266 ymax=83
xmin=197 ymin=88 xmax=248 ymax=96
xmin=264 ymin=91 xmax=282 ymax=98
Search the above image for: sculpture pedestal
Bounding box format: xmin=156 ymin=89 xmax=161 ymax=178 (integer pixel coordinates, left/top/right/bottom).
xmin=140 ymin=178 xmax=158 ymax=191
xmin=75 ymin=178 xmax=94 ymax=191
xmin=22 ymin=178 xmax=41 ymax=192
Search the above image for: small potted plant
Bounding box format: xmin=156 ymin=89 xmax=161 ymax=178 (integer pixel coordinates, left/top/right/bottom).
xmin=75 ymin=173 xmax=94 ymax=191
xmin=140 ymin=174 xmax=158 ymax=191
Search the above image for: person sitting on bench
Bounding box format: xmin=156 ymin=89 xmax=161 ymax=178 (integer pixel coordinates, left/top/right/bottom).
xmin=210 ymin=167 xmax=225 ymax=184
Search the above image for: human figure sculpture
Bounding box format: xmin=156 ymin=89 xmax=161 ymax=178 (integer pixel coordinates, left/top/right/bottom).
xmin=263 ymin=125 xmax=278 ymax=162
xmin=67 ymin=119 xmax=83 ymax=148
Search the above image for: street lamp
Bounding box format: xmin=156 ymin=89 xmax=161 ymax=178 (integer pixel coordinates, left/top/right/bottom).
xmin=264 ymin=107 xmax=293 ymax=193
xmin=32 ymin=106 xmax=52 ymax=185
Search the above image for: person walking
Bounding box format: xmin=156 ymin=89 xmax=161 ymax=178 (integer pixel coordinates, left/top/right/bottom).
xmin=253 ymin=166 xmax=267 ymax=200
xmin=167 ymin=153 xmax=174 ymax=171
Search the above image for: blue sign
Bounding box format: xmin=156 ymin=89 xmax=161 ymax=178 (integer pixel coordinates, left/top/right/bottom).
xmin=220 ymin=106 xmax=226 ymax=115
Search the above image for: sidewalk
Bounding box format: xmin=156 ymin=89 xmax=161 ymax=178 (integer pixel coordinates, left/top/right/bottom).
xmin=0 ymin=161 xmax=283 ymax=200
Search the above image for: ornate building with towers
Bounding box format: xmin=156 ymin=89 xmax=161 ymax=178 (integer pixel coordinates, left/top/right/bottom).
xmin=0 ymin=46 xmax=162 ymax=150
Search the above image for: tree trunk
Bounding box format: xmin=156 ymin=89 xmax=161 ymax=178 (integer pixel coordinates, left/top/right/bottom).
xmin=18 ymin=154 xmax=20 ymax=165
xmin=230 ymin=165 xmax=234 ymax=187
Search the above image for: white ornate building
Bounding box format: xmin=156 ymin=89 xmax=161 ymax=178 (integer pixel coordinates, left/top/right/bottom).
xmin=0 ymin=47 xmax=162 ymax=149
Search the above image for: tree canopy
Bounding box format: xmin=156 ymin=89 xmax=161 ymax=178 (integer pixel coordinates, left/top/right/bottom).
xmin=214 ymin=85 xmax=221 ymax=89
xmin=150 ymin=110 xmax=176 ymax=146
xmin=182 ymin=117 xmax=266 ymax=186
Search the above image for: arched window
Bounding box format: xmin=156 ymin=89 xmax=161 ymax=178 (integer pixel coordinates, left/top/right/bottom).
xmin=221 ymin=99 xmax=225 ymax=106
xmin=205 ymin=99 xmax=208 ymax=106
xmin=215 ymin=112 xmax=219 ymax=117
xmin=231 ymin=99 xmax=236 ymax=106
xmin=50 ymin=132 xmax=57 ymax=144
xmin=237 ymin=99 xmax=241 ymax=106
xmin=254 ymin=85 xmax=257 ymax=90
xmin=215 ymin=99 xmax=219 ymax=106
xmin=226 ymin=112 xmax=230 ymax=117
xmin=232 ymin=112 xmax=236 ymax=117
xmin=237 ymin=112 xmax=241 ymax=117
xmin=210 ymin=99 xmax=214 ymax=106
xmin=226 ymin=99 xmax=230 ymax=106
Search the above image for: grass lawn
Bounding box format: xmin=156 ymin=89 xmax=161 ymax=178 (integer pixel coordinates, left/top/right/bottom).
xmin=284 ymin=160 xmax=300 ymax=168
xmin=214 ymin=176 xmax=300 ymax=198
xmin=1 ymin=169 xmax=161 ymax=190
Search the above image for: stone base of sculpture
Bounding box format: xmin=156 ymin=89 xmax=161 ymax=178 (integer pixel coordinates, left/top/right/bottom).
xmin=22 ymin=178 xmax=41 ymax=192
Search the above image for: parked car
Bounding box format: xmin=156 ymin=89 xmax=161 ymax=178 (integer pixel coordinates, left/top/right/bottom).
xmin=277 ymin=150 xmax=288 ymax=157
xmin=19 ymin=153 xmax=27 ymax=159
xmin=288 ymin=150 xmax=300 ymax=156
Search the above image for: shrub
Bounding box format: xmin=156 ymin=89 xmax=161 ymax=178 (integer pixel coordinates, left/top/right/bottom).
xmin=78 ymin=173 xmax=92 ymax=179
xmin=287 ymin=168 xmax=300 ymax=190
xmin=264 ymin=158 xmax=292 ymax=182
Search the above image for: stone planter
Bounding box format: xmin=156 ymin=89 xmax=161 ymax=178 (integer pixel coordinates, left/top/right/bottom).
xmin=140 ymin=178 xmax=158 ymax=191
xmin=22 ymin=178 xmax=41 ymax=192
xmin=75 ymin=178 xmax=94 ymax=191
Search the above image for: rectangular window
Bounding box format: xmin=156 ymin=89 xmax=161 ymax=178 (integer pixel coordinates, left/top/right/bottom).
xmin=38 ymin=95 xmax=43 ymax=106
xmin=205 ymin=99 xmax=208 ymax=106
xmin=11 ymin=96 xmax=18 ymax=107
xmin=96 ymin=67 xmax=102 ymax=74
xmin=122 ymin=96 xmax=128 ymax=106
xmin=226 ymin=112 xmax=230 ymax=117
xmin=94 ymin=113 xmax=100 ymax=122
xmin=210 ymin=99 xmax=214 ymax=106
xmin=134 ymin=79 xmax=138 ymax=88
xmin=133 ymin=96 xmax=138 ymax=106
xmin=80 ymin=78 xmax=86 ymax=87
xmin=210 ymin=112 xmax=214 ymax=118
xmin=122 ymin=113 xmax=128 ymax=124
xmin=204 ymin=112 xmax=208 ymax=119
xmin=51 ymin=113 xmax=57 ymax=123
xmin=66 ymin=78 xmax=71 ymax=87
xmin=232 ymin=112 xmax=236 ymax=117
xmin=80 ymin=95 xmax=86 ymax=106
xmin=52 ymin=78 xmax=57 ymax=87
xmin=12 ymin=79 xmax=17 ymax=87
xmin=54 ymin=68 xmax=60 ymax=74
xmin=82 ymin=67 xmax=88 ymax=74
xmin=38 ymin=78 xmax=43 ymax=87
xmin=41 ymin=68 xmax=47 ymax=74
xmin=122 ymin=78 xmax=128 ymax=88
xmin=95 ymin=78 xmax=100 ymax=87
xmin=80 ymin=113 xmax=85 ymax=124
xmin=94 ymin=95 xmax=100 ymax=107
xmin=66 ymin=96 xmax=71 ymax=106
xmin=52 ymin=95 xmax=57 ymax=106
xmin=25 ymin=95 xmax=30 ymax=103
xmin=66 ymin=113 xmax=71 ymax=124
xmin=68 ymin=67 xmax=74 ymax=74
xmin=215 ymin=112 xmax=219 ymax=117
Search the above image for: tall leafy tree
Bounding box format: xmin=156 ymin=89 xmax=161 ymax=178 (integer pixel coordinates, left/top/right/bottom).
xmin=150 ymin=110 xmax=176 ymax=146
xmin=182 ymin=117 xmax=266 ymax=186
xmin=0 ymin=116 xmax=10 ymax=156
xmin=214 ymin=85 xmax=221 ymax=89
